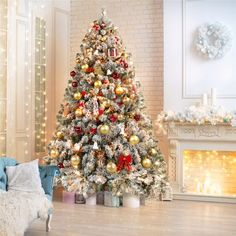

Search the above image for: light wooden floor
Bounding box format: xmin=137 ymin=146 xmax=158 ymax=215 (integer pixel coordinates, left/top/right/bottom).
xmin=25 ymin=200 xmax=236 ymax=236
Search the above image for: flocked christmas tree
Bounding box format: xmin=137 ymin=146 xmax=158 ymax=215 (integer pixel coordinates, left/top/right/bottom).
xmin=45 ymin=10 xmax=168 ymax=199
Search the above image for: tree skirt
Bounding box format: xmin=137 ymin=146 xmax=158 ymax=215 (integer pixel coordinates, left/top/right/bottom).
xmin=0 ymin=190 xmax=52 ymax=236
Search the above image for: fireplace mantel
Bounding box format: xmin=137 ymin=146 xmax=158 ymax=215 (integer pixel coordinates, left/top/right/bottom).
xmin=163 ymin=122 xmax=236 ymax=203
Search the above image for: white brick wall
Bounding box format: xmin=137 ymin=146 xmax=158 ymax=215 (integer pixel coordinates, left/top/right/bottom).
xmin=70 ymin=0 xmax=163 ymax=119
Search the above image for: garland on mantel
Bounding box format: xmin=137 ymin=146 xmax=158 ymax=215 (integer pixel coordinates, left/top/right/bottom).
xmin=157 ymin=105 xmax=236 ymax=126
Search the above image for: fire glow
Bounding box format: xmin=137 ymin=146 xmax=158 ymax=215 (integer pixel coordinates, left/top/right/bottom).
xmin=183 ymin=150 xmax=236 ymax=196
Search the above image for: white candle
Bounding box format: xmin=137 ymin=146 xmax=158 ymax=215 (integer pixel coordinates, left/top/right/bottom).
xmin=211 ymin=88 xmax=217 ymax=106
xmin=202 ymin=93 xmax=208 ymax=107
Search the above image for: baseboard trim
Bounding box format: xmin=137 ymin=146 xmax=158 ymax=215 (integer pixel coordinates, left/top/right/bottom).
xmin=173 ymin=193 xmax=236 ymax=203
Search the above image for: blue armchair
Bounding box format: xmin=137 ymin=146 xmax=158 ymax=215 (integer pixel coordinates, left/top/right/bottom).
xmin=0 ymin=157 xmax=58 ymax=232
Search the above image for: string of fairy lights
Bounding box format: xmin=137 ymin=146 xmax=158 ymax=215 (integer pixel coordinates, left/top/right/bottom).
xmin=0 ymin=1 xmax=48 ymax=157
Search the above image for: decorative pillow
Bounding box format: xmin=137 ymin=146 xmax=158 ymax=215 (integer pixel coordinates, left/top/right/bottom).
xmin=6 ymin=159 xmax=44 ymax=194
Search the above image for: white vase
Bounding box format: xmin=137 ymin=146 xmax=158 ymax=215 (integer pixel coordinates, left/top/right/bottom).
xmin=123 ymin=193 xmax=140 ymax=208
xmin=86 ymin=194 xmax=97 ymax=205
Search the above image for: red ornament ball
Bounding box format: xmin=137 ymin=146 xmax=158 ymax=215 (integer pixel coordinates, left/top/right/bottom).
xmin=112 ymin=72 xmax=120 ymax=80
xmin=78 ymin=101 xmax=85 ymax=107
xmin=70 ymin=71 xmax=76 ymax=77
xmin=90 ymin=128 xmax=97 ymax=134
xmin=134 ymin=114 xmax=141 ymax=121
xmin=86 ymin=67 xmax=94 ymax=73
xmin=98 ymin=109 xmax=104 ymax=116
xmin=74 ymin=126 xmax=82 ymax=134
xmin=71 ymin=80 xmax=78 ymax=88
xmin=81 ymin=90 xmax=87 ymax=96
xmin=110 ymin=114 xmax=118 ymax=122
xmin=57 ymin=163 xmax=64 ymax=169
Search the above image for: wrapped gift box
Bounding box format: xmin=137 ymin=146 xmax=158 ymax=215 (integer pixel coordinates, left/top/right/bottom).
xmin=62 ymin=191 xmax=75 ymax=204
xmin=104 ymin=191 xmax=120 ymax=207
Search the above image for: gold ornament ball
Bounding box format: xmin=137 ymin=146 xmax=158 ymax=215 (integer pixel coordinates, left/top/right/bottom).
xmin=81 ymin=64 xmax=89 ymax=71
xmin=76 ymin=58 xmax=80 ymax=64
xmin=149 ymin=148 xmax=158 ymax=156
xmin=122 ymin=96 xmax=130 ymax=105
xmin=130 ymin=93 xmax=136 ymax=100
xmin=71 ymin=154 xmax=81 ymax=166
xmin=75 ymin=108 xmax=83 ymax=117
xmin=124 ymin=78 xmax=132 ymax=85
xmin=129 ymin=135 xmax=140 ymax=145
xmin=74 ymin=92 xmax=82 ymax=100
xmin=94 ymin=66 xmax=104 ymax=75
xmin=100 ymin=124 xmax=110 ymax=135
xmin=117 ymin=114 xmax=125 ymax=121
xmin=102 ymin=100 xmax=110 ymax=108
xmin=50 ymin=149 xmax=59 ymax=158
xmin=94 ymin=80 xmax=102 ymax=88
xmin=101 ymin=36 xmax=107 ymax=42
xmin=115 ymin=86 xmax=125 ymax=95
xmin=106 ymin=161 xmax=117 ymax=174
xmin=142 ymin=158 xmax=152 ymax=169
xmin=56 ymin=131 xmax=64 ymax=139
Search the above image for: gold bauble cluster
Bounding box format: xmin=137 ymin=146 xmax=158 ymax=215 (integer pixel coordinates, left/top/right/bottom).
xmin=71 ymin=154 xmax=81 ymax=169
xmin=100 ymin=124 xmax=110 ymax=135
xmin=101 ymin=100 xmax=110 ymax=108
xmin=129 ymin=135 xmax=140 ymax=145
xmin=122 ymin=96 xmax=130 ymax=105
xmin=50 ymin=149 xmax=59 ymax=158
xmin=56 ymin=131 xmax=64 ymax=139
xmin=117 ymin=114 xmax=125 ymax=121
xmin=115 ymin=85 xmax=125 ymax=95
xmin=149 ymin=148 xmax=158 ymax=156
xmin=142 ymin=157 xmax=152 ymax=169
xmin=75 ymin=108 xmax=83 ymax=117
xmin=106 ymin=161 xmax=117 ymax=174
xmin=74 ymin=92 xmax=82 ymax=100
xmin=94 ymin=80 xmax=102 ymax=88
xmin=94 ymin=66 xmax=104 ymax=75
xmin=81 ymin=64 xmax=88 ymax=72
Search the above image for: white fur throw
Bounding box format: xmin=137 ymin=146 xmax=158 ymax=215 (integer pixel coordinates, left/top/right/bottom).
xmin=0 ymin=190 xmax=52 ymax=236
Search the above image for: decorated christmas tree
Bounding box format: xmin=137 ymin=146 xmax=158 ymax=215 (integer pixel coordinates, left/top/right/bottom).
xmin=45 ymin=10 xmax=168 ymax=199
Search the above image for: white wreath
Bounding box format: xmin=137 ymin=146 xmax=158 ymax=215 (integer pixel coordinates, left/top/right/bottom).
xmin=195 ymin=22 xmax=232 ymax=59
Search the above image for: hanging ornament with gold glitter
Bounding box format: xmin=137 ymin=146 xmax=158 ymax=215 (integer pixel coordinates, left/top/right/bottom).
xmin=56 ymin=131 xmax=64 ymax=139
xmin=71 ymin=154 xmax=81 ymax=169
xmin=100 ymin=124 xmax=110 ymax=135
xmin=122 ymin=96 xmax=130 ymax=105
xmin=94 ymin=65 xmax=104 ymax=75
xmin=75 ymin=108 xmax=83 ymax=117
xmin=129 ymin=135 xmax=140 ymax=145
xmin=142 ymin=157 xmax=152 ymax=169
xmin=106 ymin=161 xmax=117 ymax=174
xmin=50 ymin=149 xmax=59 ymax=158
xmin=74 ymin=92 xmax=82 ymax=100
xmin=81 ymin=64 xmax=89 ymax=72
xmin=149 ymin=148 xmax=158 ymax=157
xmin=94 ymin=80 xmax=102 ymax=88
xmin=115 ymin=85 xmax=125 ymax=95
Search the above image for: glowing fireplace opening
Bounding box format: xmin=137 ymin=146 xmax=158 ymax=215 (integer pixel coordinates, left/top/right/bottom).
xmin=183 ymin=150 xmax=236 ymax=197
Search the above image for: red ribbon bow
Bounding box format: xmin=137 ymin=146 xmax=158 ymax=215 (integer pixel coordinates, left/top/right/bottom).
xmin=117 ymin=154 xmax=132 ymax=172
xmin=93 ymin=24 xmax=100 ymax=31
